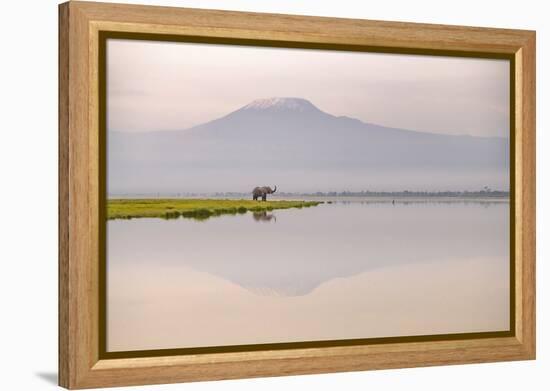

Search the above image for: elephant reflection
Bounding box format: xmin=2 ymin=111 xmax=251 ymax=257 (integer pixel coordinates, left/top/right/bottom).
xmin=252 ymin=211 xmax=276 ymax=222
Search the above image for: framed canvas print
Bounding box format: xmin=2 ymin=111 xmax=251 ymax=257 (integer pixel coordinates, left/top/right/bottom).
xmin=59 ymin=1 xmax=536 ymax=389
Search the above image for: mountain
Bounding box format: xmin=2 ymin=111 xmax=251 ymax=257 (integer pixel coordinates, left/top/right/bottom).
xmin=108 ymin=97 xmax=509 ymax=194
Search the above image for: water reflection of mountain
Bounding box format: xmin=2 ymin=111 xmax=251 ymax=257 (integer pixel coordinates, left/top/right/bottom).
xmin=108 ymin=202 xmax=508 ymax=297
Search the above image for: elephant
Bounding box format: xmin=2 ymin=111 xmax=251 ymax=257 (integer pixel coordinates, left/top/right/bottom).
xmin=252 ymin=185 xmax=277 ymax=201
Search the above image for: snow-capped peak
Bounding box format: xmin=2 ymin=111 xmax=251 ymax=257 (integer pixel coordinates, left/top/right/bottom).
xmin=241 ymin=97 xmax=319 ymax=112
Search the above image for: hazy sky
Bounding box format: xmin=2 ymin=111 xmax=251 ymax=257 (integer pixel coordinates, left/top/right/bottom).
xmin=107 ymin=39 xmax=509 ymax=137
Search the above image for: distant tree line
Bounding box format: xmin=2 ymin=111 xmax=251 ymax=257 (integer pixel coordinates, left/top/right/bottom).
xmin=276 ymin=189 xmax=509 ymax=198
xmin=110 ymin=188 xmax=509 ymax=199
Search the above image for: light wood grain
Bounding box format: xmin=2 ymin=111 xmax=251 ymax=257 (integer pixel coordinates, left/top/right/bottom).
xmin=59 ymin=1 xmax=536 ymax=388
xmin=58 ymin=3 xmax=70 ymax=387
xmin=516 ymin=34 xmax=536 ymax=354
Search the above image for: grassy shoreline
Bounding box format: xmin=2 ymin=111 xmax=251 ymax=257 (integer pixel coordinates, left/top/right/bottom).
xmin=107 ymin=199 xmax=322 ymax=220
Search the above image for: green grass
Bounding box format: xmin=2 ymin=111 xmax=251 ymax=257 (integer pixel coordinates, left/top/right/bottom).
xmin=107 ymin=198 xmax=322 ymax=220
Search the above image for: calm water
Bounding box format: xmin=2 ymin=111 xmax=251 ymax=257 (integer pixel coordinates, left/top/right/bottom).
xmin=107 ymin=200 xmax=510 ymax=352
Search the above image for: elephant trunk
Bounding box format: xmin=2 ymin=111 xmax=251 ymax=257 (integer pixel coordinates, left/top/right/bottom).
xmin=272 ymin=185 xmax=277 ymax=193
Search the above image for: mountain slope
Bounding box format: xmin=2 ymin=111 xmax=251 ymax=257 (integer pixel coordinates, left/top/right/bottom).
xmin=108 ymin=97 xmax=509 ymax=194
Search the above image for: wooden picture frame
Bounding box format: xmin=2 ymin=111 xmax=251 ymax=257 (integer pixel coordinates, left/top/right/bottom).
xmin=59 ymin=1 xmax=536 ymax=389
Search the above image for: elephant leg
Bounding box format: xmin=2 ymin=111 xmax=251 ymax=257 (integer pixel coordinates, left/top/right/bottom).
xmin=262 ymin=195 xmax=266 ymax=201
